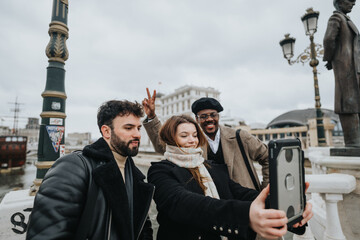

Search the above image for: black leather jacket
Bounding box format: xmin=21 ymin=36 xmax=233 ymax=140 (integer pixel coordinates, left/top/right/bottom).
xmin=26 ymin=138 xmax=154 ymax=240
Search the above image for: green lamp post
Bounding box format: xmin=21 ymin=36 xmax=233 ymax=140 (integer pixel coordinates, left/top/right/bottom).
xmin=279 ymin=8 xmax=327 ymax=147
xmin=33 ymin=0 xmax=69 ymax=193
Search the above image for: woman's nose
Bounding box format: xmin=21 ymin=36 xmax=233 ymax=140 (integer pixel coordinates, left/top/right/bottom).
xmin=188 ymin=136 xmax=196 ymax=142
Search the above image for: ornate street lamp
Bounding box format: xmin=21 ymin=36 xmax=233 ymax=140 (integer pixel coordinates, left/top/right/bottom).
xmin=279 ymin=8 xmax=327 ymax=147
xmin=279 ymin=34 xmax=296 ymax=62
xmin=301 ymin=8 xmax=319 ymax=36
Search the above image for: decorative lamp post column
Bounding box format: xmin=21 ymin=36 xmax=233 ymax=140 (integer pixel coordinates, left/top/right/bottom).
xmin=279 ymin=8 xmax=327 ymax=147
xmin=33 ymin=0 xmax=69 ymax=194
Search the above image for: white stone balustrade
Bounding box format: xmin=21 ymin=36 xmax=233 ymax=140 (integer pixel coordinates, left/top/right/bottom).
xmin=302 ymin=147 xmax=360 ymax=240
xmin=309 ymin=147 xmax=360 ymax=174
xmin=305 ymin=173 xmax=356 ymax=240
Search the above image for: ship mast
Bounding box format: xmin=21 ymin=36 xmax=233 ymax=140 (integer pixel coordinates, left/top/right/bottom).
xmin=8 ymin=96 xmax=24 ymax=136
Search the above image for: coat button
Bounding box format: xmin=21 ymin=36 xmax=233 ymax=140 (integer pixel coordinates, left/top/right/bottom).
xmin=234 ymin=229 xmax=239 ymax=235
xmin=228 ymin=229 xmax=232 ymax=233
xmin=213 ymin=226 xmax=217 ymax=230
xmin=219 ymin=227 xmax=223 ymax=231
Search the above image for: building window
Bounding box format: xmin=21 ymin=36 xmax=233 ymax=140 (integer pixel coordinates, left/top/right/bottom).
xmin=332 ymin=121 xmax=343 ymax=136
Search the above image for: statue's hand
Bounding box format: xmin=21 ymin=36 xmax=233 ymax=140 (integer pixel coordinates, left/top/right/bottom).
xmin=325 ymin=62 xmax=332 ymax=70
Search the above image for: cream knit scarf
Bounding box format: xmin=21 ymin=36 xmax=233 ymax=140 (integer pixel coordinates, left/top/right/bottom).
xmin=164 ymin=145 xmax=220 ymax=199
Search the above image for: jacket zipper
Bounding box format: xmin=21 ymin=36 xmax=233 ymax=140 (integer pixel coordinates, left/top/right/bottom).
xmin=108 ymin=211 xmax=112 ymax=240
xmin=136 ymin=186 xmax=155 ymax=240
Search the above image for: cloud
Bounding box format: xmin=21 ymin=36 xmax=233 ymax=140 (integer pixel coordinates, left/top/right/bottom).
xmin=0 ymin=0 xmax=357 ymax=139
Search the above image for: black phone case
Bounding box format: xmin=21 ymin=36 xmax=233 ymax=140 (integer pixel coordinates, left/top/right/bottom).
xmin=268 ymin=138 xmax=306 ymax=227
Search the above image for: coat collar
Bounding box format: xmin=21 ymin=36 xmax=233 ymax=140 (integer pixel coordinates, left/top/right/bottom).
xmin=82 ymin=137 xmax=147 ymax=181
xmin=82 ymin=137 xmax=153 ymax=239
xmin=334 ymin=10 xmax=349 ymax=20
xmin=334 ymin=10 xmax=359 ymax=34
xmin=82 ymin=137 xmax=114 ymax=163
xmin=348 ymin=20 xmax=359 ymax=35
xmin=92 ymin=159 xmax=132 ymax=238
xmin=218 ymin=125 xmax=236 ymax=175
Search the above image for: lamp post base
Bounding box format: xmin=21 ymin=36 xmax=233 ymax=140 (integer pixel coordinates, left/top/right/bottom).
xmin=330 ymin=147 xmax=360 ymax=157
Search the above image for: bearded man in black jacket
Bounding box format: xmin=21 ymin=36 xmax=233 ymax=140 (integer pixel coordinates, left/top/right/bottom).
xmin=26 ymin=100 xmax=154 ymax=240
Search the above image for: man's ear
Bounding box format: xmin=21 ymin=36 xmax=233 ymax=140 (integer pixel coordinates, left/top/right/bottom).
xmin=101 ymin=125 xmax=111 ymax=140
xmin=195 ymin=115 xmax=200 ymax=124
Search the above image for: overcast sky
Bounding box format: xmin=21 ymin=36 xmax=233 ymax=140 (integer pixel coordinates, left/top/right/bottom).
xmin=1 ymin=0 xmax=359 ymax=139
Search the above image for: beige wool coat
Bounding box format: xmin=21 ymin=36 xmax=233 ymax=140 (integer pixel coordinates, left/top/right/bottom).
xmin=143 ymin=116 xmax=269 ymax=190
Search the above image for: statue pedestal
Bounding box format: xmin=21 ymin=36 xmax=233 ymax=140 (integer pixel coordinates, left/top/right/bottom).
xmin=330 ymin=147 xmax=360 ymax=157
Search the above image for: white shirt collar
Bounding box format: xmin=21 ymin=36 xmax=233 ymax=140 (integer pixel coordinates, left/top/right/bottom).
xmin=205 ymin=127 xmax=221 ymax=153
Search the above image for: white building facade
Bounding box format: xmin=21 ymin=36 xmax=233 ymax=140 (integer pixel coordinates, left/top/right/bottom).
xmin=158 ymin=85 xmax=220 ymax=121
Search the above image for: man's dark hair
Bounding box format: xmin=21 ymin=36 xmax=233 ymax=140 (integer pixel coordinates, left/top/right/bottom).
xmin=97 ymin=100 xmax=144 ymax=133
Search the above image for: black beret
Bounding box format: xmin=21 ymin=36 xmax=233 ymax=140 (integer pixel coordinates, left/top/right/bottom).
xmin=191 ymin=97 xmax=223 ymax=115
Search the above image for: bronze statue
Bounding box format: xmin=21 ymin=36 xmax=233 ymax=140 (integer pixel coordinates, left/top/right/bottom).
xmin=323 ymin=0 xmax=360 ymax=147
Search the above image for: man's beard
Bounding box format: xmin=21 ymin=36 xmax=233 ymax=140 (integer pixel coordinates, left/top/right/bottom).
xmin=110 ymin=130 xmax=140 ymax=157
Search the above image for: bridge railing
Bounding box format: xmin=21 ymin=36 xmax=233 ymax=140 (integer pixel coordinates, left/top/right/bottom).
xmin=295 ymin=148 xmax=358 ymax=240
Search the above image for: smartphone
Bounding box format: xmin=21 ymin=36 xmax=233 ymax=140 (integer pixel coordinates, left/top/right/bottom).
xmin=268 ymin=138 xmax=306 ymax=226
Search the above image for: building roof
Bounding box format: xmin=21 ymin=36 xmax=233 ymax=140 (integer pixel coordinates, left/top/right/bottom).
xmin=249 ymin=122 xmax=267 ymax=129
xmin=162 ymin=85 xmax=220 ymax=99
xmin=266 ymin=108 xmax=339 ymax=129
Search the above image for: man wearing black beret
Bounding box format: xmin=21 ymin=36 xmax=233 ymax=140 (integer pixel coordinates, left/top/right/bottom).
xmin=142 ymin=88 xmax=269 ymax=191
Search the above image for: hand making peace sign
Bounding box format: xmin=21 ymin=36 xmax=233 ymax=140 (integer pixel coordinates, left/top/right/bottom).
xmin=142 ymin=88 xmax=157 ymax=119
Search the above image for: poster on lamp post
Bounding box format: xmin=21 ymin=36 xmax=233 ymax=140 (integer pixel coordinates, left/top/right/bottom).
xmin=46 ymin=126 xmax=65 ymax=153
